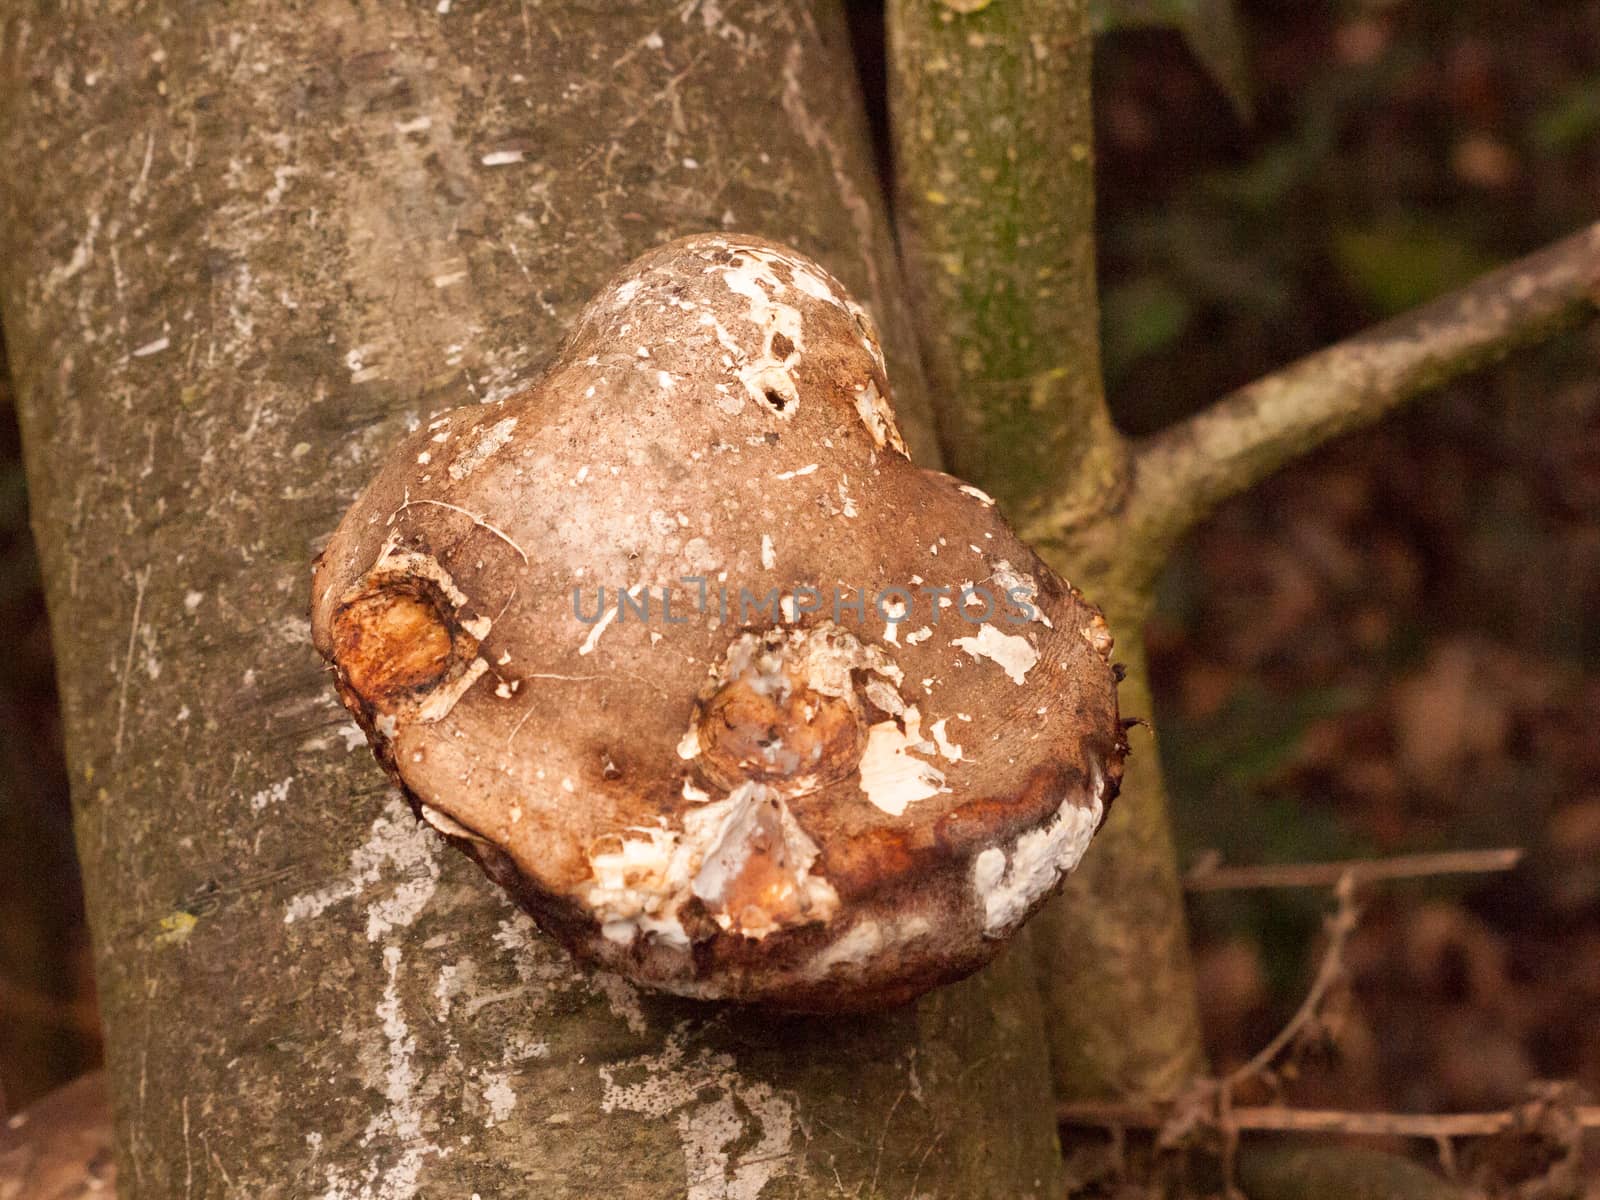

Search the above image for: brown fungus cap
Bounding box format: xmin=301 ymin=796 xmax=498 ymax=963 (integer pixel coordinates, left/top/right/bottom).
xmin=310 ymin=234 xmax=1125 ymax=1012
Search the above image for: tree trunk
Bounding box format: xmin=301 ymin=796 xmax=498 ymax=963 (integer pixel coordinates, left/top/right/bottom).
xmin=887 ymin=0 xmax=1206 ymax=1102
xmin=0 ymin=2 xmax=1064 ymax=1194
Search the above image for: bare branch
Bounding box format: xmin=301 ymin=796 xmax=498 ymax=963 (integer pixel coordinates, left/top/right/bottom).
xmin=1122 ymin=221 xmax=1600 ymax=573
xmin=1184 ymin=847 xmax=1524 ymax=892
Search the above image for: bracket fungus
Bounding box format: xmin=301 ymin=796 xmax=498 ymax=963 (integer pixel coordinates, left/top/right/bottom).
xmin=310 ymin=234 xmax=1125 ymax=1012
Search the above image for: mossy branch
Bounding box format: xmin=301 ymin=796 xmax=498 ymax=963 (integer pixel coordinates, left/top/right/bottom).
xmin=1113 ymin=221 xmax=1600 ymax=587
xmin=889 ymin=0 xmax=1205 ymax=1105
xmin=888 ymin=0 xmax=1129 ymax=525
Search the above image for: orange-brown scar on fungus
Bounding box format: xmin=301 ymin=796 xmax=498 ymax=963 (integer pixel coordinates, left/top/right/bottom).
xmin=704 ymin=795 xmax=828 ymax=937
xmin=331 ymin=582 xmax=457 ymax=706
xmin=695 ymin=672 xmax=865 ymax=792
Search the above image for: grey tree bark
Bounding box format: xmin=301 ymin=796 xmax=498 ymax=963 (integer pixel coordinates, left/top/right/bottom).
xmin=0 ymin=2 xmax=1064 ymax=1195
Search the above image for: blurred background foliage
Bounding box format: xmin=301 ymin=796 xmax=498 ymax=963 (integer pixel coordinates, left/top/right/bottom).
xmin=1093 ymin=0 xmax=1600 ymax=1154
xmin=1 ymin=3 xmax=1597 ymax=1182
xmin=0 ymin=335 xmax=98 ymax=1112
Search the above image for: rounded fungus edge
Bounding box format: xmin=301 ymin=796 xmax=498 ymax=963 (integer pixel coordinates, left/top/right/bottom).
xmin=309 ymin=232 xmax=1126 ymax=1013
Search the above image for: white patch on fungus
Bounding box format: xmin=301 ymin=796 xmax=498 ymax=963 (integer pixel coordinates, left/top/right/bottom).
xmin=369 ymin=541 xmax=459 ymax=598
xmin=583 ymin=783 xmax=838 ymax=946
xmin=928 ymin=718 xmax=964 ymax=763
xmin=413 ymin=656 xmax=489 ymax=724
xmin=610 ymin=278 xmax=643 ymax=310
xmin=419 ymin=803 xmax=488 ymax=844
xmin=860 ymin=676 xmax=904 ymax=719
xmin=789 ymin=265 xmax=838 ymax=305
xmin=686 ymin=783 xmax=839 ymax=938
xmin=448 ymin=416 xmax=518 ymax=482
xmin=760 ymin=533 xmax=776 ymax=570
xmin=972 ymin=765 xmax=1106 ymax=937
xmin=704 ymin=622 xmax=902 ymax=705
xmin=958 ymin=483 xmax=996 ymax=505
xmin=578 ymin=584 xmax=643 ymax=656
xmin=709 ymin=250 xmax=806 ymax=415
xmin=992 ymin=559 xmax=1051 ymax=628
xmin=744 ymin=363 xmax=799 ymax=413
xmin=880 ymin=596 xmax=908 ymax=644
xmin=952 ymin=623 xmax=1039 ymax=684
xmin=802 ymin=915 xmax=932 ymax=979
xmin=677 ymin=726 xmax=702 ymax=761
xmin=858 ymin=706 xmax=946 ymax=816
xmin=849 ymin=379 xmax=907 ymax=455
xmin=682 ymin=537 xmax=718 ymax=573
xmin=836 ymin=478 xmax=858 ymax=519
xmin=590 ymin=824 xmax=692 ymax=948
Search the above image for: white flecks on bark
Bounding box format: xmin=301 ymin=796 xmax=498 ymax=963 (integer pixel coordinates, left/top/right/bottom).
xmin=282 ymin=796 xmax=442 ymax=942
xmin=317 ymin=946 xmax=441 ymax=1200
xmin=600 ymin=1029 xmax=802 ymax=1200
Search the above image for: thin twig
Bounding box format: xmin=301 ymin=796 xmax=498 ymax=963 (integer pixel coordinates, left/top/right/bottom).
xmin=1124 ymin=872 xmax=1365 ymax=1185
xmin=1058 ymin=1101 xmax=1600 ymax=1139
xmin=1121 ymin=221 xmax=1600 ymax=576
xmin=1224 ymin=872 xmax=1360 ymax=1095
xmin=1060 ymin=875 xmax=1600 ymax=1159
xmin=1185 ymin=848 xmax=1524 ymax=892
